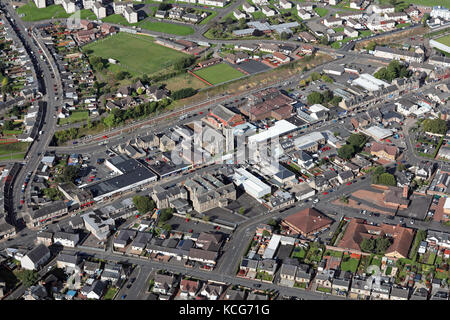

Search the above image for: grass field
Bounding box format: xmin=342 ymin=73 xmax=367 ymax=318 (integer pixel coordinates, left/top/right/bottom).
xmin=161 ymin=73 xmax=208 ymax=91
xmin=340 ymin=257 xmax=360 ymax=273
xmin=101 ymin=15 xmax=194 ymax=36
xmin=379 ymin=0 xmax=447 ymax=7
xmin=314 ymin=7 xmax=329 ymax=17
xmin=0 ymin=142 xmax=29 ymax=155
xmin=58 ymin=111 xmax=89 ymax=125
xmin=83 ymin=32 xmax=188 ymax=76
xmin=436 ymin=34 xmax=450 ymax=47
xmin=17 ymin=2 xmax=96 ymax=21
xmin=193 ymin=63 xmax=245 ymax=85
xmin=138 ymin=21 xmax=195 ymax=36
xmin=0 ymin=153 xmax=26 ymax=161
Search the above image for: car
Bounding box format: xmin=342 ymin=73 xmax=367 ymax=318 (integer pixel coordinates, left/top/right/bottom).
xmin=121 ymin=295 xmax=126 ymax=299
xmin=131 ymin=278 xmax=136 ymax=283
xmin=126 ymin=284 xmax=132 ymax=289
xmin=313 ymin=199 xmax=319 ymax=203
xmin=322 ymin=192 xmax=328 ymax=195
xmin=346 ymin=182 xmax=352 ymax=186
xmin=253 ymin=284 xmax=261 ymax=288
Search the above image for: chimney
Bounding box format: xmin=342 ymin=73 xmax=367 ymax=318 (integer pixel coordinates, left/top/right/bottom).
xmin=403 ymin=185 xmax=408 ymax=199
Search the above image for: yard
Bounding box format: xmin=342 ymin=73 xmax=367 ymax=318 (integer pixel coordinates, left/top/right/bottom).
xmin=291 ymin=247 xmax=307 ymax=260
xmin=17 ymin=2 xmax=95 ymax=21
xmin=103 ymin=287 xmax=118 ymax=300
xmin=193 ymin=63 xmax=245 ymax=85
xmin=83 ymin=32 xmax=189 ymax=76
xmin=313 ymin=7 xmax=329 ymax=17
xmin=340 ymin=256 xmax=360 ymax=273
xmin=58 ymin=111 xmax=89 ymax=125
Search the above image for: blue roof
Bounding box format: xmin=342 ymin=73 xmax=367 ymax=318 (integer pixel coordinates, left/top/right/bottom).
xmin=67 ymin=290 xmax=77 ymax=297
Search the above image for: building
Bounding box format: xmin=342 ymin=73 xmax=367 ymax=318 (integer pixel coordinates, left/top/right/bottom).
xmin=233 ymin=168 xmax=271 ymax=199
xmin=34 ymin=0 xmax=46 ymax=8
xmin=81 ymin=211 xmax=115 ymax=240
xmin=124 ymin=7 xmax=139 ymax=23
xmin=93 ymin=3 xmax=107 ymax=19
xmin=281 ymin=208 xmax=333 ymax=238
xmin=53 ymin=231 xmax=79 ymax=248
xmin=27 ymin=201 xmax=68 ymax=228
xmin=85 ymin=155 xmax=157 ymax=202
xmin=373 ymin=46 xmax=424 ymax=64
xmin=233 ymin=10 xmax=246 ymax=20
xmin=338 ymin=218 xmax=415 ymax=259
xmin=21 ymin=244 xmax=51 ymax=270
xmin=205 ymin=105 xmax=245 ymax=129
xmin=370 ymin=142 xmax=398 ymax=161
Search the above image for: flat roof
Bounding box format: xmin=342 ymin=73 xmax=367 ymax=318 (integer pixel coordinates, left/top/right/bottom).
xmin=248 ymin=120 xmax=297 ymax=144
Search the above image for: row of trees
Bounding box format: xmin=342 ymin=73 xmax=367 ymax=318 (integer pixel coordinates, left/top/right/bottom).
xmin=360 ymin=236 xmax=393 ymax=255
xmin=371 ymin=166 xmax=396 ymax=186
xmin=307 ymin=90 xmax=342 ymax=106
xmin=374 ymin=60 xmax=410 ymax=83
xmin=422 ymin=118 xmax=448 ymax=135
xmin=132 ymin=195 xmax=155 ymax=214
xmin=337 ymin=133 xmax=368 ymax=160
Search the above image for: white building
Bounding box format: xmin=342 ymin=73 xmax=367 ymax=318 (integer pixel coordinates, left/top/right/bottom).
xmin=93 ymin=2 xmax=107 ymax=19
xmin=323 ymin=17 xmax=343 ymax=27
xmin=263 ymin=234 xmax=281 ymax=259
xmin=124 ymin=7 xmax=139 ymax=23
xmin=20 ymin=244 xmax=51 ymax=271
xmin=431 ymin=6 xmax=450 ymax=21
xmin=53 ymin=232 xmax=79 ymax=248
xmin=62 ymin=0 xmax=77 ymax=14
xmin=82 ymin=0 xmax=95 ymax=10
xmin=233 ymin=9 xmax=246 ymax=20
xmin=279 ymin=0 xmax=292 ymax=9
xmin=113 ymin=1 xmax=132 ymax=15
xmin=262 ymin=6 xmax=276 ymax=17
xmin=352 ymin=73 xmax=390 ymax=91
xmin=81 ymin=211 xmax=115 ymax=240
xmin=34 ymin=0 xmax=46 ymax=9
xmin=372 ymin=4 xmax=395 ymax=14
xmin=233 ymin=168 xmax=272 ymax=199
xmin=242 ymin=2 xmax=255 ymax=13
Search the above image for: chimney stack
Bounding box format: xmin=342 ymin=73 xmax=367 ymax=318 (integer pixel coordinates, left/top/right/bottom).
xmin=403 ymin=185 xmax=408 ymax=199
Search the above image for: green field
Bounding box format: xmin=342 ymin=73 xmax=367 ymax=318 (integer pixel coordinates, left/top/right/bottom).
xmin=396 ymin=22 xmax=412 ymax=29
xmin=436 ymin=34 xmax=450 ymax=47
xmin=138 ymin=21 xmax=195 ymax=36
xmin=379 ymin=0 xmax=448 ymax=7
xmin=0 ymin=153 xmax=26 ymax=161
xmin=340 ymin=257 xmax=360 ymax=273
xmin=314 ymin=7 xmax=329 ymax=17
xmin=193 ymin=63 xmax=245 ymax=85
xmin=58 ymin=111 xmax=89 ymax=125
xmin=17 ymin=2 xmax=96 ymax=21
xmin=83 ymin=32 xmax=188 ymax=76
xmin=0 ymin=142 xmax=29 ymax=155
xmin=101 ymin=15 xmax=194 ymax=36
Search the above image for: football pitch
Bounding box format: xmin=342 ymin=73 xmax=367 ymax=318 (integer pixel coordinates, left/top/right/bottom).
xmin=83 ymin=32 xmax=189 ymax=75
xmin=193 ymin=63 xmax=245 ymax=85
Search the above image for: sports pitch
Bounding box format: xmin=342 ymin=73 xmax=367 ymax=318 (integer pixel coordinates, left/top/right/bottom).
xmin=193 ymin=63 xmax=246 ymax=85
xmin=83 ymin=32 xmax=189 ymax=75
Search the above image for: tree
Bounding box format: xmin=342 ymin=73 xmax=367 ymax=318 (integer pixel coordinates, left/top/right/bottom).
xmin=3 ymin=120 xmax=14 ymax=131
xmin=238 ymin=18 xmax=247 ymax=29
xmin=61 ymin=165 xmax=80 ymax=183
xmin=320 ymin=36 xmax=329 ymax=45
xmin=267 ymin=218 xmax=278 ymax=228
xmin=340 ymin=196 xmax=349 ymax=204
xmin=373 ymin=166 xmax=386 ymax=176
xmin=422 ymin=118 xmax=448 ymax=135
xmin=375 ymin=237 xmax=392 ymax=254
xmin=239 ymin=207 xmax=246 ymax=215
xmin=16 ymin=270 xmax=39 ymax=288
xmin=202 ymin=215 xmax=210 ymax=222
xmin=280 ymin=31 xmax=290 ymax=40
xmin=299 ymin=79 xmax=308 ymax=87
xmin=360 ymin=238 xmax=376 ymax=253
xmin=171 ymin=88 xmax=197 ymax=100
xmin=307 ymin=91 xmax=324 ymax=105
xmin=321 ymin=74 xmax=334 ymax=83
xmin=160 ymin=223 xmax=171 ymax=233
xmin=43 ymin=188 xmax=63 ymax=201
xmin=158 ymin=2 xmax=171 ymax=10
xmin=422 ymin=13 xmax=430 ymax=26
xmin=397 ymin=163 xmax=406 ymax=172
xmin=132 ymin=195 xmax=155 ymax=214
xmin=338 ymin=144 xmax=355 ymax=160
xmin=103 ymin=113 xmax=116 ymax=129
xmin=136 ymin=87 xmax=144 ymax=95
xmin=377 ymin=173 xmax=396 ymax=186
xmin=347 ymin=133 xmax=367 ymax=149
xmin=310 ymin=72 xmax=321 ymax=81
xmin=115 ymin=71 xmax=129 ymax=80
xmin=174 ymin=56 xmax=196 ymax=71
xmin=159 ymin=208 xmax=173 ymax=222
xmin=366 ymin=41 xmax=377 ymax=51
xmin=330 ymin=96 xmax=342 ymax=107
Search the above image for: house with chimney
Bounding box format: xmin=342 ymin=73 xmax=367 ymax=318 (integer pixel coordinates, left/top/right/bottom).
xmin=281 ymin=208 xmax=333 ymax=239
